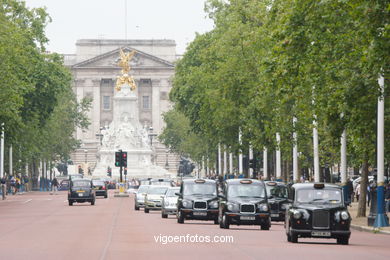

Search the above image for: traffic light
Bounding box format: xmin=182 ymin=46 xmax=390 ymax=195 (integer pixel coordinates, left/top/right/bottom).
xmin=122 ymin=152 xmax=127 ymax=167
xmin=107 ymin=167 xmax=112 ymax=177
xmin=115 ymin=151 xmax=121 ymax=167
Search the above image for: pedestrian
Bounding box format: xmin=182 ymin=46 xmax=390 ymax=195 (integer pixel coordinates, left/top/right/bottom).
xmin=51 ymin=177 xmax=59 ymax=195
xmin=1 ymin=176 xmax=6 ymax=200
xmin=347 ymin=179 xmax=354 ymax=203
xmin=385 ymin=183 xmax=390 ymax=213
xmin=15 ymin=176 xmax=20 ymax=194
xmin=355 ymin=183 xmax=361 ymax=201
xmin=9 ymin=176 xmax=16 ymax=195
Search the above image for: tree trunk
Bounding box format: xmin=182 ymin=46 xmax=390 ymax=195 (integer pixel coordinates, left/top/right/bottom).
xmin=357 ymin=158 xmax=368 ymax=217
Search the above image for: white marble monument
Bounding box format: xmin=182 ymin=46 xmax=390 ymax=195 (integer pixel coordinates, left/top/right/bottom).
xmin=93 ymin=50 xmax=172 ymax=179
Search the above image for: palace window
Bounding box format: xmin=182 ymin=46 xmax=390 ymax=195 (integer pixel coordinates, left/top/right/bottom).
xmin=142 ymin=96 xmax=150 ymax=110
xmin=103 ymin=96 xmax=111 ymax=110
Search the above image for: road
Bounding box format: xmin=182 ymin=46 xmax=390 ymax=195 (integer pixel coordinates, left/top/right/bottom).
xmin=0 ymin=191 xmax=388 ymax=260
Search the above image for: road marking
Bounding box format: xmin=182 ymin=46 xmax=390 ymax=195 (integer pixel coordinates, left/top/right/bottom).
xmin=23 ymin=199 xmax=32 ymax=204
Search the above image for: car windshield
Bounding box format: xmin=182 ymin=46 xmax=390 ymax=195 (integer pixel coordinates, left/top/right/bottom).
xmin=296 ymin=189 xmax=342 ymax=204
xmin=228 ymin=184 xmax=265 ymax=199
xmin=267 ymin=185 xmax=288 ymax=199
xmin=151 ymin=180 xmax=171 ymax=186
xmin=72 ymin=180 xmax=91 ymax=188
xmin=148 ymin=187 xmax=168 ymax=195
xmin=92 ymin=181 xmax=105 ymax=186
xmin=166 ymin=188 xmax=180 ymax=197
xmin=183 ymin=183 xmax=216 ymax=196
xmin=138 ymin=185 xmax=150 ymax=193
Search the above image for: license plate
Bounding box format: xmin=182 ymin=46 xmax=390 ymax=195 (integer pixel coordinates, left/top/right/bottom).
xmin=240 ymin=216 xmax=255 ymax=221
xmin=78 ymin=193 xmax=84 ymax=197
xmin=311 ymin=231 xmax=331 ymax=237
xmin=193 ymin=211 xmax=207 ymax=216
xmin=271 ymin=214 xmax=279 ymax=218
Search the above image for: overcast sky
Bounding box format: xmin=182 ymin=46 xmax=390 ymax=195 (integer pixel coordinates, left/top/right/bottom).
xmin=24 ymin=0 xmax=214 ymax=55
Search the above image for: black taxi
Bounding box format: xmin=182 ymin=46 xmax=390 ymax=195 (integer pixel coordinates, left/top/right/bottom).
xmin=285 ymin=183 xmax=351 ymax=244
xmin=265 ymin=181 xmax=291 ymax=221
xmin=68 ymin=178 xmax=96 ymax=206
xmin=176 ymin=179 xmax=219 ymax=224
xmin=218 ymin=179 xmax=271 ymax=230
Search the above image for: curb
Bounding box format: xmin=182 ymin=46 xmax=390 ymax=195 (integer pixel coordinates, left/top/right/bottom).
xmin=351 ymin=224 xmax=390 ymax=235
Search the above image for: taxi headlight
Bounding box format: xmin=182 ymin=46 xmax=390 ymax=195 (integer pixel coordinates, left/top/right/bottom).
xmin=281 ymin=203 xmax=290 ymax=210
xmin=293 ymin=210 xmax=302 ymax=219
xmin=340 ymin=211 xmax=349 ymax=220
xmin=258 ymin=203 xmax=268 ymax=212
xmin=227 ymin=203 xmax=237 ymax=211
xmin=209 ymin=200 xmax=219 ymax=209
xmin=182 ymin=200 xmax=192 ymax=208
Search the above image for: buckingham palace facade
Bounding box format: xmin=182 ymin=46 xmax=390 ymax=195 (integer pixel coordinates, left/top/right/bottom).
xmin=64 ymin=39 xmax=179 ymax=173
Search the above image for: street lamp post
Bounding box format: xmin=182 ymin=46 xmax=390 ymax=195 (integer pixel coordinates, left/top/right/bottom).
xmin=148 ymin=127 xmax=157 ymax=164
xmin=165 ymin=149 xmax=169 ymax=169
xmin=84 ymin=149 xmax=88 ymax=175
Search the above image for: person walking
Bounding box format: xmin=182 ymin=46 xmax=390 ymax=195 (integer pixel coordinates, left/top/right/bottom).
xmin=385 ymin=183 xmax=390 ymax=213
xmin=355 ymin=183 xmax=361 ymax=201
xmin=51 ymin=177 xmax=59 ymax=195
xmin=1 ymin=176 xmax=6 ymax=200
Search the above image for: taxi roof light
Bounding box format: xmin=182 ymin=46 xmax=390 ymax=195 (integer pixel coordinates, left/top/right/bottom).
xmin=194 ymin=179 xmax=206 ymax=184
xmin=267 ymin=182 xmax=277 ymax=186
xmin=240 ymin=180 xmax=253 ymax=184
xmin=314 ymin=183 xmax=325 ymax=189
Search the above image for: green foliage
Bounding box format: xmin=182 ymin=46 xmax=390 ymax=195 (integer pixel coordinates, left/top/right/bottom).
xmin=0 ymin=0 xmax=90 ymax=169
xmin=164 ymin=0 xmax=389 ymax=175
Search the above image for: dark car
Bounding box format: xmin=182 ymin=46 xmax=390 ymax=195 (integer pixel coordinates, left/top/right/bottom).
xmin=176 ymin=179 xmax=219 ymax=224
xmin=92 ymin=179 xmax=108 ymax=198
xmin=265 ymin=181 xmax=291 ymax=221
xmin=68 ymin=179 xmax=96 ymax=206
xmin=58 ymin=179 xmax=70 ymax=191
xmin=218 ymin=179 xmax=271 ymax=230
xmin=285 ymin=183 xmax=351 ymax=244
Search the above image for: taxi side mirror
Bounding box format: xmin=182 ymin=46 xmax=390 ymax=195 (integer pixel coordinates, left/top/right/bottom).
xmin=175 ymin=192 xmax=182 ymax=197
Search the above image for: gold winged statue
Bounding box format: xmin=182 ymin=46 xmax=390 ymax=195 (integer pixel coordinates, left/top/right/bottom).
xmin=115 ymin=49 xmax=137 ymax=91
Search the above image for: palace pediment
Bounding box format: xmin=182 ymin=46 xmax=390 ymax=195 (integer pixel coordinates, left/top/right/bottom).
xmin=71 ymin=47 xmax=174 ymax=69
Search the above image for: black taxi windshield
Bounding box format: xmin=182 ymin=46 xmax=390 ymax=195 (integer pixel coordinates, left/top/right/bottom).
xmin=267 ymin=185 xmax=288 ymax=199
xmin=183 ymin=183 xmax=216 ymax=196
xmin=72 ymin=180 xmax=91 ymax=188
xmin=296 ymin=189 xmax=342 ymax=204
xmin=228 ymin=184 xmax=265 ymax=199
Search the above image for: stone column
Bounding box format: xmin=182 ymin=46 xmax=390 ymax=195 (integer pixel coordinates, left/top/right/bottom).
xmin=151 ymin=79 xmax=161 ymax=135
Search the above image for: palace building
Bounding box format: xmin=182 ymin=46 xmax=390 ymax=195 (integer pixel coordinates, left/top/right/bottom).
xmin=64 ymin=39 xmax=179 ymax=173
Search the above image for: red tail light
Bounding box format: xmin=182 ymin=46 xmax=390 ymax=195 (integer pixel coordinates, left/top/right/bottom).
xmin=102 ymin=186 xmax=106 ymax=190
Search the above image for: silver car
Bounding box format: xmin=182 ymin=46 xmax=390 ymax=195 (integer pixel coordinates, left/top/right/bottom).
xmin=144 ymin=186 xmax=169 ymax=213
xmin=134 ymin=185 xmax=150 ymax=210
xmin=161 ymin=187 xmax=180 ymax=218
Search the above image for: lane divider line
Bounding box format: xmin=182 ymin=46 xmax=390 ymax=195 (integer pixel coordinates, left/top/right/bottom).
xmin=23 ymin=199 xmax=32 ymax=204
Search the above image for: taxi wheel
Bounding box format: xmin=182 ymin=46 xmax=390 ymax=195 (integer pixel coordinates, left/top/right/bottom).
xmin=219 ymin=214 xmax=224 ymax=229
xmin=144 ymin=208 xmax=150 ymax=213
xmin=289 ymin=225 xmax=298 ymax=243
xmin=134 ymin=204 xmax=140 ymax=210
xmin=162 ymin=212 xmax=168 ymax=218
xmin=261 ymin=224 xmax=270 ymax=230
xmin=337 ymin=237 xmax=349 ymax=245
xmin=214 ymin=217 xmax=219 ymax=225
xmin=177 ymin=210 xmax=184 ymax=224
xmin=91 ymin=200 xmax=95 ymax=206
xmin=104 ymin=194 xmax=108 ymax=198
xmin=222 ymin=215 xmax=230 ymax=229
xmin=68 ymin=201 xmax=73 ymax=206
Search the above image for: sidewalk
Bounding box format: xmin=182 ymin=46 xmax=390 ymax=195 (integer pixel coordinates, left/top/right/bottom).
xmin=349 ymin=202 xmax=390 ymax=235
